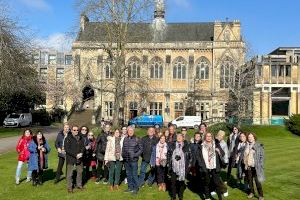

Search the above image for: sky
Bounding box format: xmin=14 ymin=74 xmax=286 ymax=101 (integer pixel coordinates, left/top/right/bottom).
xmin=6 ymin=0 xmax=300 ymax=54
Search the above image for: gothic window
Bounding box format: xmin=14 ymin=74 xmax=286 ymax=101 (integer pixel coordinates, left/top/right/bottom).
xmin=105 ymin=64 xmax=114 ymax=79
xmin=220 ymin=57 xmax=235 ymax=89
xmin=150 ymin=57 xmax=163 ymax=79
xmin=196 ymin=57 xmax=210 ymax=80
xmin=127 ymin=57 xmax=141 ymax=79
xmin=173 ymin=57 xmax=187 ymax=79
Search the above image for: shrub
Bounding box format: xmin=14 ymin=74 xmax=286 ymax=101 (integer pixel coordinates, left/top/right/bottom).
xmin=50 ymin=108 xmax=67 ymax=123
xmin=32 ymin=109 xmax=51 ymax=126
xmin=285 ymin=114 xmax=300 ymax=136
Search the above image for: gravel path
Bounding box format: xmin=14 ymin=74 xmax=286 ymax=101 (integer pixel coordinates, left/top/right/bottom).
xmin=0 ymin=126 xmax=60 ymax=154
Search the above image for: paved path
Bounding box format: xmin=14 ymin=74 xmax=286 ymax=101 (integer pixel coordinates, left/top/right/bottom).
xmin=0 ymin=126 xmax=59 ymax=154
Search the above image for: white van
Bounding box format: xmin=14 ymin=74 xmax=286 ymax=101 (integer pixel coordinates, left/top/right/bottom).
xmin=171 ymin=116 xmax=201 ymax=129
xmin=3 ymin=113 xmax=32 ymax=128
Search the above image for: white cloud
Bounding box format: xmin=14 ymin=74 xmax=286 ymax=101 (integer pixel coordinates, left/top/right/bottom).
xmin=174 ymin=0 xmax=190 ymax=8
xmin=19 ymin=0 xmax=52 ymax=11
xmin=34 ymin=33 xmax=74 ymax=52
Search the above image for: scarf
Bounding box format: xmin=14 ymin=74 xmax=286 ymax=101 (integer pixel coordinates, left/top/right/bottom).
xmin=202 ymin=141 xmax=216 ymax=169
xmin=115 ymin=137 xmax=121 ymax=160
xmin=156 ymin=142 xmax=167 ymax=166
xmin=244 ymin=142 xmax=255 ymax=169
xmin=38 ymin=139 xmax=44 ymax=170
xmin=172 ymin=142 xmax=185 ymax=181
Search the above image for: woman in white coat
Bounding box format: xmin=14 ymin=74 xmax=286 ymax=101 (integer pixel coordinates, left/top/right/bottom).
xmin=104 ymin=129 xmax=124 ymax=191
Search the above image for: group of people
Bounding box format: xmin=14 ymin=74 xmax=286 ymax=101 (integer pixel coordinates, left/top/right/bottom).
xmin=15 ymin=122 xmax=265 ymax=200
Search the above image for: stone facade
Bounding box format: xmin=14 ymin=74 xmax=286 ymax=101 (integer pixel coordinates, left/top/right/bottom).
xmin=253 ymin=47 xmax=300 ymax=124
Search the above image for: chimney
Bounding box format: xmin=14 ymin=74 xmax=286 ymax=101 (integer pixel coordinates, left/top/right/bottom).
xmin=154 ymin=0 xmax=165 ymax=19
xmin=80 ymin=14 xmax=89 ymax=31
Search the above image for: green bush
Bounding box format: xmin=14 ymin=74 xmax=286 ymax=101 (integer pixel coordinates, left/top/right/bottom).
xmin=208 ymin=122 xmax=232 ymax=135
xmin=285 ymin=114 xmax=300 ymax=136
xmin=32 ymin=109 xmax=51 ymax=126
xmin=50 ymin=108 xmax=67 ymax=122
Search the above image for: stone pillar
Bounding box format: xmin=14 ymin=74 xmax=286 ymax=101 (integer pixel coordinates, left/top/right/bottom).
xmin=253 ymin=90 xmax=261 ymax=125
xmin=290 ymin=87 xmax=297 ymax=115
xmin=261 ymin=87 xmax=270 ymax=125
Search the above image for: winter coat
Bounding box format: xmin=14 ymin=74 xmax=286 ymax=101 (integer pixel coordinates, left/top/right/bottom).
xmin=122 ymin=135 xmax=143 ymax=162
xmin=16 ymin=135 xmax=32 ymax=162
xmin=218 ymin=139 xmax=229 ymax=166
xmin=28 ymin=139 xmax=51 ymax=171
xmin=193 ymin=141 xmax=225 ymax=173
xmin=167 ymin=141 xmax=191 ymax=176
xmin=95 ymin=131 xmax=111 ymax=161
xmin=104 ymin=136 xmax=124 ymax=161
xmin=227 ymin=132 xmax=240 ymax=157
xmin=64 ymin=134 xmax=85 ymax=165
xmin=246 ymin=142 xmax=265 ymax=183
xmin=141 ymin=136 xmax=159 ymax=163
xmin=84 ymin=138 xmax=96 ymax=166
xmin=236 ymin=142 xmax=247 ymax=179
xmin=55 ymin=130 xmax=70 ymax=158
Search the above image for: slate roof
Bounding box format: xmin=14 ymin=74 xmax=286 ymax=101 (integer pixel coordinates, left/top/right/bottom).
xmin=76 ymin=22 xmax=215 ymax=42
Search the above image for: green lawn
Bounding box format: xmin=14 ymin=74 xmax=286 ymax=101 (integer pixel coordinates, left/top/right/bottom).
xmin=0 ymin=128 xmax=27 ymax=139
xmin=0 ymin=125 xmax=299 ymax=200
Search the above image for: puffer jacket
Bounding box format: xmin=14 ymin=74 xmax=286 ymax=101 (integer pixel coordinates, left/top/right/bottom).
xmin=28 ymin=139 xmax=51 ymax=171
xmin=16 ymin=135 xmax=32 ymax=162
xmin=104 ymin=136 xmax=124 ymax=161
xmin=122 ymin=135 xmax=142 ymax=162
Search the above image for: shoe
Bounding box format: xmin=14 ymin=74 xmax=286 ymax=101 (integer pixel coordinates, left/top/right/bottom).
xmin=158 ymin=184 xmax=162 ymax=191
xmin=102 ymin=179 xmax=108 ymax=184
xmin=26 ymin=177 xmax=31 ymax=183
xmin=247 ymin=193 xmax=254 ymax=199
xmin=32 ymin=181 xmax=37 ymax=187
xmin=224 ymin=191 xmax=229 ymax=197
xmin=124 ymin=189 xmax=133 ymax=193
xmin=109 ymin=185 xmax=114 ymax=192
xmin=259 ymin=197 xmax=264 ymax=200
xmin=131 ymin=190 xmax=138 ymax=195
xmin=77 ymin=186 xmax=85 ymax=191
xmin=124 ymin=178 xmax=128 ymax=184
xmin=38 ymin=180 xmax=43 ymax=185
xmin=211 ymin=191 xmax=216 ymax=196
xmin=67 ymin=189 xmax=73 ymax=193
xmin=16 ymin=178 xmax=20 ymax=185
xmin=95 ymin=178 xmax=101 ymax=184
xmin=114 ymin=185 xmax=119 ymax=191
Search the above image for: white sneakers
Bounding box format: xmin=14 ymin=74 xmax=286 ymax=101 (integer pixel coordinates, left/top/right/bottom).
xmin=15 ymin=178 xmax=20 ymax=185
xmin=224 ymin=191 xmax=229 ymax=197
xmin=124 ymin=178 xmax=128 ymax=184
xmin=26 ymin=177 xmax=31 ymax=183
xmin=210 ymin=191 xmax=229 ymax=197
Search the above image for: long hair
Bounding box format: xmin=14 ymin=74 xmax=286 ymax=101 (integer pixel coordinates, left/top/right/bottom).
xmin=33 ymin=131 xmax=46 ymax=145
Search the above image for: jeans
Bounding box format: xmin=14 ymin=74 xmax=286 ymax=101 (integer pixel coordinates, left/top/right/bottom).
xmin=15 ymin=161 xmax=32 ymax=180
xmin=124 ymin=161 xmax=139 ymax=191
xmin=108 ymin=161 xmax=122 ymax=185
xmin=55 ymin=157 xmax=65 ymax=180
xmin=138 ymin=161 xmax=155 ymax=186
xmin=66 ymin=163 xmax=83 ymax=190
xmin=247 ymin=167 xmax=263 ymax=197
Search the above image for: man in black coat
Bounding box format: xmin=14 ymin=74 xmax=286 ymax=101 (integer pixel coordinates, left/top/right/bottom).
xmin=54 ymin=123 xmax=70 ymax=183
xmin=95 ymin=123 xmax=112 ymax=184
xmin=138 ymin=127 xmax=158 ymax=187
xmin=122 ymin=126 xmax=143 ymax=195
xmin=64 ymin=125 xmax=85 ymax=193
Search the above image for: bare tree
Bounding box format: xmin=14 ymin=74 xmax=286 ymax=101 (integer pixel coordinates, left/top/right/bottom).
xmin=0 ymin=1 xmax=42 ymax=114
xmin=75 ymin=0 xmax=154 ymax=126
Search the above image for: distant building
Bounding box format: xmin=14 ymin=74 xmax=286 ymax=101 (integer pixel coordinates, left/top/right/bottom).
xmin=253 ymin=47 xmax=300 ymax=125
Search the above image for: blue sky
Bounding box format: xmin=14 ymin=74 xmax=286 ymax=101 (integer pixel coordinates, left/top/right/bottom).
xmin=8 ymin=0 xmax=300 ymax=54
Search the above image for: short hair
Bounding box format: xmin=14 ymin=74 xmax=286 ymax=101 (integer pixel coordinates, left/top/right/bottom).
xmin=63 ymin=122 xmax=69 ymax=127
xmin=247 ymin=132 xmax=257 ymax=141
xmin=203 ymin=132 xmax=214 ymax=140
xmin=181 ymin=127 xmax=187 ymax=131
xmin=216 ymin=130 xmax=225 ymax=138
xmin=71 ymin=125 xmax=79 ymax=129
xmin=169 ymin=124 xmax=175 ymax=129
xmin=80 ymin=126 xmax=89 ymax=133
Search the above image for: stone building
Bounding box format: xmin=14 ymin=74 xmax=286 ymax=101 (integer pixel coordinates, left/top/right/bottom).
xmin=253 ymin=47 xmax=300 ymax=125
xmin=58 ymin=0 xmax=245 ymax=125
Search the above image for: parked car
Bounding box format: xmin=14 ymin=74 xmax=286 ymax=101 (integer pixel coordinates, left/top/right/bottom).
xmin=170 ymin=116 xmax=201 ymax=129
xmin=3 ymin=113 xmax=32 ymax=128
xmin=129 ymin=114 xmax=163 ymax=128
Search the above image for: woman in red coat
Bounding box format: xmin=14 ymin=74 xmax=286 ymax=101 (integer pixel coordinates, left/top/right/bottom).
xmin=15 ymin=129 xmax=33 ymax=185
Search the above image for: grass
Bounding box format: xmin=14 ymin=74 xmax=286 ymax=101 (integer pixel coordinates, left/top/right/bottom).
xmin=0 ymin=128 xmax=29 ymax=139
xmin=0 ymin=125 xmax=299 ymax=200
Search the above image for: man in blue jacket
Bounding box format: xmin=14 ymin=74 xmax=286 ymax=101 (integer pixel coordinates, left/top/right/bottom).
xmin=122 ymin=126 xmax=142 ymax=195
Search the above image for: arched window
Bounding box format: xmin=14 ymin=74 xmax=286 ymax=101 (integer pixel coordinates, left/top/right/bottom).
xmin=173 ymin=57 xmax=187 ymax=79
xmin=220 ymin=57 xmax=235 ymax=88
xmin=196 ymin=57 xmax=210 ymax=80
xmin=127 ymin=57 xmax=141 ymax=79
xmin=150 ymin=57 xmax=163 ymax=79
xmin=105 ymin=64 xmax=113 ymax=79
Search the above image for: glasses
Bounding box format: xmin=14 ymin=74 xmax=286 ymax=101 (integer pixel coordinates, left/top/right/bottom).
xmin=88 ymin=134 xmax=93 ymax=137
xmin=73 ymin=129 xmax=78 ymax=131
